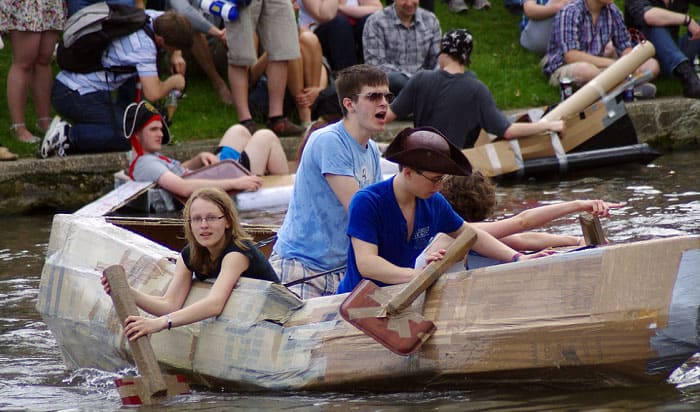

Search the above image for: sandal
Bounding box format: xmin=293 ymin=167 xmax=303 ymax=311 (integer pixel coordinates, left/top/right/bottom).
xmin=10 ymin=123 xmax=40 ymax=144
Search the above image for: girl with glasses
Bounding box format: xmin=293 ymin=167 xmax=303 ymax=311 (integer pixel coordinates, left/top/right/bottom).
xmin=101 ymin=187 xmax=279 ymax=340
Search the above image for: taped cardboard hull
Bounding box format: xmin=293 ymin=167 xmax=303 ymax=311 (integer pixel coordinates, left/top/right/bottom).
xmin=36 ymin=214 xmax=700 ymax=390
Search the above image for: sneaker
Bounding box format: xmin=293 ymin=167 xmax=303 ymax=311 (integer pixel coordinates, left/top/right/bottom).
xmin=448 ymin=0 xmax=469 ymax=13
xmin=267 ymin=117 xmax=306 ymax=137
xmin=634 ymin=83 xmax=656 ymax=100
xmin=473 ymin=0 xmax=491 ymax=9
xmin=39 ymin=116 xmax=70 ymax=158
xmin=240 ymin=119 xmax=260 ymax=134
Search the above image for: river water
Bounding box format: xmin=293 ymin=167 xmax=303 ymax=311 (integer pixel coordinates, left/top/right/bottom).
xmin=1 ymin=150 xmax=699 ymax=411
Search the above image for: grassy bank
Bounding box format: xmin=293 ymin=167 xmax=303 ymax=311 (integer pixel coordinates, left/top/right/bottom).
xmin=0 ymin=1 xmax=690 ymax=158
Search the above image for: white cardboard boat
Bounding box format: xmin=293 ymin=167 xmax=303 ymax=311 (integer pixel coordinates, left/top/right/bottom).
xmin=36 ymin=213 xmax=700 ymax=391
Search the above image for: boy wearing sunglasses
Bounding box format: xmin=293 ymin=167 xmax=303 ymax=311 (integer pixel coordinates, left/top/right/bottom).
xmin=270 ymin=64 xmax=391 ymax=299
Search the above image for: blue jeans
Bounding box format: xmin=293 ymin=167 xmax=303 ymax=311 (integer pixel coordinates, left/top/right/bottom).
xmin=66 ymin=0 xmax=135 ymax=16
xmin=642 ymin=24 xmax=700 ymax=76
xmin=51 ymin=80 xmax=132 ymax=153
xmin=314 ymin=15 xmax=367 ymax=71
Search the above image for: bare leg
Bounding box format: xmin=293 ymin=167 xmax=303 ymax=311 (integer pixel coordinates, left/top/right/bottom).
xmin=218 ymin=124 xmax=252 ymax=152
xmin=33 ymin=31 xmax=59 ymax=132
xmin=265 ymin=60 xmax=288 ymax=118
xmin=228 ymin=64 xmax=253 ymax=121
xmin=7 ymin=31 xmax=41 ymax=142
xmin=299 ymin=31 xmax=322 ymax=90
xmin=250 ymin=52 xmax=268 ymax=86
xmin=192 ymin=33 xmax=233 ymax=105
xmin=243 ymin=129 xmax=289 ymax=175
xmin=288 ymin=57 xmax=309 ymax=123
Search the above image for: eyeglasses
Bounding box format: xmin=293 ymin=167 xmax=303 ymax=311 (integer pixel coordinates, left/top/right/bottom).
xmin=355 ymin=92 xmax=395 ymax=104
xmin=415 ymin=170 xmax=447 ymax=185
xmin=188 ymin=215 xmax=225 ymax=225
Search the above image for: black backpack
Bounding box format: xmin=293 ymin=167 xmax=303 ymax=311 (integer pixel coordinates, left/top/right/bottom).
xmin=57 ymin=2 xmax=153 ymax=73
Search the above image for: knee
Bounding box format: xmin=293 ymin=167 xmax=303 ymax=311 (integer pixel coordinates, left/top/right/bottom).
xmin=252 ymin=129 xmax=280 ymax=146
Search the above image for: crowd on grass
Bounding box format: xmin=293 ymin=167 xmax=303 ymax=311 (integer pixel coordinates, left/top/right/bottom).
xmin=2 ymin=0 xmax=700 ymax=161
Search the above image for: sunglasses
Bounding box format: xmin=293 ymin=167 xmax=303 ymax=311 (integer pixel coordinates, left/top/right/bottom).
xmin=355 ymin=92 xmax=395 ymax=103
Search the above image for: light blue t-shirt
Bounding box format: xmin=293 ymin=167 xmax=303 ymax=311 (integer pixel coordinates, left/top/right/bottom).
xmin=272 ymin=120 xmax=382 ymax=271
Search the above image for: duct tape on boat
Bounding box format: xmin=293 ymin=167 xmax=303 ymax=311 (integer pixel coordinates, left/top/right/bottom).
xmin=508 ymin=139 xmax=525 ymax=179
xmin=550 ymin=132 xmax=568 ymax=174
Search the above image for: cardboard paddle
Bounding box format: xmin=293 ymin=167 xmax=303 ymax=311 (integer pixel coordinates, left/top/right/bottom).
xmin=104 ymin=265 xmax=190 ymax=405
xmin=339 ymin=227 xmax=478 ymax=355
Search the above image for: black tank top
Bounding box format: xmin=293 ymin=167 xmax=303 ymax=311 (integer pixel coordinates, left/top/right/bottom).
xmin=181 ymin=239 xmax=280 ymax=283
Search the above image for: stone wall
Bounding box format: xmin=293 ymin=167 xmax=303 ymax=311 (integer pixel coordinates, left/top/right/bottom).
xmin=1 ymin=98 xmax=697 ymax=214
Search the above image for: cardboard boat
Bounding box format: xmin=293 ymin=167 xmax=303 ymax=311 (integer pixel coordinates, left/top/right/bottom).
xmin=36 ymin=213 xmax=700 ymax=391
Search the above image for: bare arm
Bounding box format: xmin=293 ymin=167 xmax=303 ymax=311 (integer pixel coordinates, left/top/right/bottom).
xmin=180 ymin=151 xmax=220 ymax=170
xmin=157 ymin=171 xmax=263 ymax=198
xmin=563 ymin=49 xmax=616 ymax=69
xmin=472 ymin=199 xmax=623 ymax=239
xmin=122 ymin=252 xmax=249 ymax=340
xmin=140 ymin=74 xmax=185 ymax=101
xmin=523 ymin=0 xmax=569 ymax=20
xmin=325 ymin=174 xmax=360 ymax=212
xmin=352 ymin=237 xmax=418 ymax=284
xmin=301 ymin=0 xmax=339 ymax=23
xmin=503 ymin=119 xmax=564 ymax=139
xmin=460 ymin=223 xmax=555 ymax=262
xmin=643 ymin=8 xmax=700 ymax=39
xmin=338 ymin=0 xmax=382 ymax=18
xmin=499 ymin=232 xmax=581 ymax=250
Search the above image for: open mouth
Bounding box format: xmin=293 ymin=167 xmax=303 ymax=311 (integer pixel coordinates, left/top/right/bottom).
xmin=375 ymin=111 xmax=387 ymax=120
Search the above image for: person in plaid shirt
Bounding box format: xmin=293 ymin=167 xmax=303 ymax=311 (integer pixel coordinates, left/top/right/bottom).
xmin=542 ymin=0 xmax=659 ymax=95
xmin=362 ymin=0 xmax=441 ymax=96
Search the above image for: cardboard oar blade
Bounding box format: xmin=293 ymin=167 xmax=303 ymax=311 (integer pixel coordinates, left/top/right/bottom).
xmin=579 ymin=213 xmax=606 ymax=245
xmin=104 ymin=265 xmax=190 ymax=405
xmin=340 ymin=228 xmax=478 ymax=355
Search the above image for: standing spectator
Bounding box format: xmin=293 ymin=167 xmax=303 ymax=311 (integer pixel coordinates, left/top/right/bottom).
xmin=362 ymin=0 xmax=441 ymax=96
xmin=625 ymin=0 xmax=700 ymax=98
xmin=225 ymin=0 xmax=305 ymax=136
xmin=520 ymin=0 xmax=570 ymax=55
xmin=387 ymin=29 xmax=563 ymax=148
xmin=543 ymin=0 xmax=660 ymax=96
xmin=40 ymin=10 xmax=192 ymax=158
xmin=269 ymin=64 xmax=388 ymax=299
xmin=3 ymin=0 xmax=66 ymax=143
xmin=298 ymin=0 xmax=382 ymax=71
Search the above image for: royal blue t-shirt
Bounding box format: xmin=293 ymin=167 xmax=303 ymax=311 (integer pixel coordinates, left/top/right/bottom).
xmin=337 ymin=177 xmax=464 ymax=294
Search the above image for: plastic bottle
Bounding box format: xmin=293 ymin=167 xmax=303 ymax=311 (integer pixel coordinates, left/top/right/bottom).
xmin=165 ymin=89 xmax=181 ymax=120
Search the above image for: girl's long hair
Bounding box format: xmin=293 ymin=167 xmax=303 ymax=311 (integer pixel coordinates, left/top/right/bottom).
xmin=183 ymin=188 xmax=252 ymax=275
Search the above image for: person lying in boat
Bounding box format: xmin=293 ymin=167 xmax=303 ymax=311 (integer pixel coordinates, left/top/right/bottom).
xmin=124 ymin=100 xmax=289 ymax=210
xmin=336 ymin=127 xmax=555 ymax=294
xmin=101 ymin=187 xmax=280 ymax=339
xmin=440 ymin=171 xmax=623 ymax=250
xmin=385 ymin=29 xmax=565 ymax=149
xmin=270 ymin=64 xmax=389 ymax=299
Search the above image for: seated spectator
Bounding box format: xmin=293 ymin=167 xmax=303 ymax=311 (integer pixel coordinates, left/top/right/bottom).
xmin=387 ymin=29 xmax=564 ymax=148
xmin=66 ymin=0 xmax=139 ymax=17
xmin=40 ymin=10 xmax=192 ymax=158
xmin=336 ymin=127 xmax=554 ymax=294
xmin=250 ymin=29 xmax=338 ymax=126
xmin=167 ymin=0 xmax=234 ymax=104
xmin=543 ymin=0 xmax=659 ymax=97
xmin=625 ymin=0 xmax=700 ymax=98
xmin=363 ymin=0 xmax=441 ymax=96
xmin=520 ymin=0 xmax=570 ymax=55
xmin=125 ymin=101 xmax=289 ymax=210
xmin=440 ymin=172 xmax=623 ymax=250
xmin=298 ymin=0 xmax=382 ymax=71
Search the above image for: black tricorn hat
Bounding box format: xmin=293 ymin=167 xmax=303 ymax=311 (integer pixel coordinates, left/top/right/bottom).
xmin=384 ymin=127 xmax=472 ymax=176
xmin=123 ymin=101 xmax=170 ymax=144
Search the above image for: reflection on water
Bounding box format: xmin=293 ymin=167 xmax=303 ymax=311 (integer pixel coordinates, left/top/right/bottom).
xmin=1 ymin=151 xmax=699 ymax=411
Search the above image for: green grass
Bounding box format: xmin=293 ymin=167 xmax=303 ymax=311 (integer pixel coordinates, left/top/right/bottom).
xmin=0 ymin=1 xmax=692 ymax=158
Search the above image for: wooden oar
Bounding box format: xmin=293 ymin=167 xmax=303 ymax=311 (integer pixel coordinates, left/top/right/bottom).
xmin=579 ymin=213 xmax=606 ymax=245
xmin=104 ymin=265 xmax=190 ymax=405
xmin=339 ymin=227 xmax=478 ymax=355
